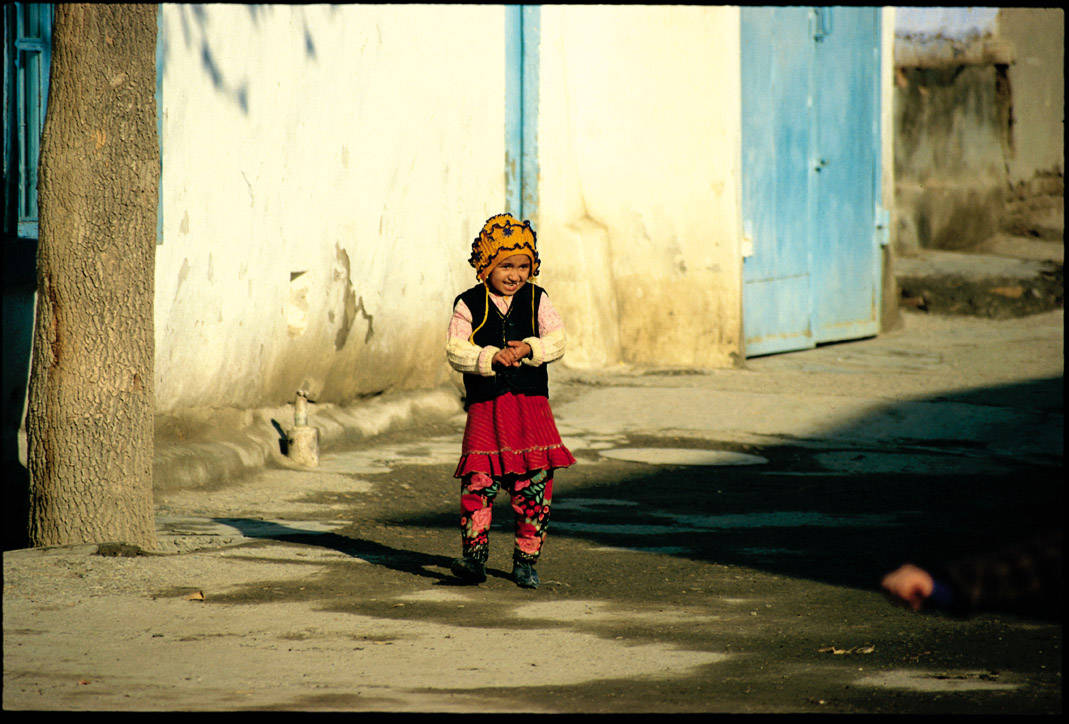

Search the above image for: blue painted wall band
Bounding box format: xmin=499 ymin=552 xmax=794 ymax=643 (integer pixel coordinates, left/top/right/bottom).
xmin=520 ymin=5 xmax=539 ymax=224
xmin=505 ymin=5 xmax=538 ymax=222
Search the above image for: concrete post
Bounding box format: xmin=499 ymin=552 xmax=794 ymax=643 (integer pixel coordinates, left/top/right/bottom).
xmin=287 ymin=390 xmax=319 ymax=467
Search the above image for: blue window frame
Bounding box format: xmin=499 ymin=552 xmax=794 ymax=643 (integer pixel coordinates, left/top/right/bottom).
xmin=3 ymin=2 xmax=53 ymax=239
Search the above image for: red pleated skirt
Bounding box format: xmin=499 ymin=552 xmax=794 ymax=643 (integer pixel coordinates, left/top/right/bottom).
xmin=454 ymin=393 xmax=576 ymax=479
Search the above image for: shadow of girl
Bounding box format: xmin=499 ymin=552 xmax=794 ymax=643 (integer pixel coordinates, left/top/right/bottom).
xmin=213 ymin=517 xmax=466 ymax=585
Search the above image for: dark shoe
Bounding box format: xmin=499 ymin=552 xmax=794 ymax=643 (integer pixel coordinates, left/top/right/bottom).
xmin=450 ymin=557 xmax=486 ymax=584
xmin=512 ymin=562 xmax=540 ymax=589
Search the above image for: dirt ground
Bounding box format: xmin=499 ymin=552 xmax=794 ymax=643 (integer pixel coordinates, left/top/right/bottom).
xmin=3 ymin=308 xmax=1063 ymax=713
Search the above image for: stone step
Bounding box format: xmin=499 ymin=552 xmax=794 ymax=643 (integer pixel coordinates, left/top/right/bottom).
xmin=895 ymin=248 xmax=1062 ymax=318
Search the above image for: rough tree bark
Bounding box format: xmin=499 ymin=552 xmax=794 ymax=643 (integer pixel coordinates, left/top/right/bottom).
xmin=27 ymin=4 xmax=158 ymax=549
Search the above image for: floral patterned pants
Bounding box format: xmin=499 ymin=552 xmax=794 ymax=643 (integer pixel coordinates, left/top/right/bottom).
xmin=459 ymin=469 xmax=553 ymax=565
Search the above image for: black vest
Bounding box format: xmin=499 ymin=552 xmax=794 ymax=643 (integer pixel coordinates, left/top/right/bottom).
xmin=455 ymin=282 xmax=550 ymax=406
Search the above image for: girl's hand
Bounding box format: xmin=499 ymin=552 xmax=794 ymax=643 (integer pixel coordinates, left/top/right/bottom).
xmin=507 ymin=340 xmax=532 ymax=362
xmin=492 ymin=341 xmax=531 ymax=368
xmin=492 ymin=347 xmax=521 ymax=368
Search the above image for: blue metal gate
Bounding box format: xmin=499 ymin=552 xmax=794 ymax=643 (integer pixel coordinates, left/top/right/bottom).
xmin=741 ymin=7 xmax=883 ymax=357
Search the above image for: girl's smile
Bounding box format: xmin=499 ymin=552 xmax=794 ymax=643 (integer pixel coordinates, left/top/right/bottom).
xmin=487 ymin=254 xmax=532 ymax=297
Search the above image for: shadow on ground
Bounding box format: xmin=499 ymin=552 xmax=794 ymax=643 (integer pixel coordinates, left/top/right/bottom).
xmin=527 ymin=376 xmax=1062 ymax=618
xmin=211 ymin=518 xmax=463 ymax=585
xmin=218 ymin=376 xmax=1063 ymax=621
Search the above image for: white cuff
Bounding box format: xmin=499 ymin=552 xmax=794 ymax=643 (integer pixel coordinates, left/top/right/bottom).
xmin=477 ymin=346 xmax=500 ymax=376
xmin=526 ymin=328 xmax=565 ymax=365
xmin=521 ymin=336 xmax=546 ymax=366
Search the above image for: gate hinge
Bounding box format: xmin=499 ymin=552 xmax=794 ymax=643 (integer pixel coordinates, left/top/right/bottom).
xmin=875 ymin=207 xmax=890 ymax=246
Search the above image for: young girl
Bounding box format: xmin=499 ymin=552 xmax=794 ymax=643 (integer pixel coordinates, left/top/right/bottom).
xmin=445 ymin=213 xmax=576 ymax=589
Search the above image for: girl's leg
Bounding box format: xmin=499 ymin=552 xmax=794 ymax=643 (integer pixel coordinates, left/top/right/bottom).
xmin=460 ymin=472 xmax=499 ymax=563
xmin=510 ymin=468 xmax=553 ymax=565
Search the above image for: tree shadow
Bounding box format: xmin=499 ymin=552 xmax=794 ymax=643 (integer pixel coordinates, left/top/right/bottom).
xmin=168 ymin=5 xmax=249 ymax=114
xmin=163 ymin=4 xmax=321 ymax=117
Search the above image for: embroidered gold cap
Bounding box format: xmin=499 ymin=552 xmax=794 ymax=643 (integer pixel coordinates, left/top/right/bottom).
xmin=468 ymin=213 xmax=540 ymax=281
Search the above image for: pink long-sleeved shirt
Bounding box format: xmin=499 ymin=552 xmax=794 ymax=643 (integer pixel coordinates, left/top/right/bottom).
xmin=445 ymin=286 xmax=566 ymax=377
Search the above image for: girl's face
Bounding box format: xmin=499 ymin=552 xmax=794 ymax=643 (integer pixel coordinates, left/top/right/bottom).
xmin=487 ymin=254 xmax=532 ymax=297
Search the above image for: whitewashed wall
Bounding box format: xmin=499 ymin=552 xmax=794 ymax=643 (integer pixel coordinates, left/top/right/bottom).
xmin=156 ymin=4 xmax=750 ymax=415
xmin=155 ymin=4 xmax=505 ymax=412
xmin=537 ymin=6 xmax=744 ymax=370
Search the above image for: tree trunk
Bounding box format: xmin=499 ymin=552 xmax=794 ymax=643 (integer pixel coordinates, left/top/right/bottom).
xmin=27 ymin=4 xmax=158 ymax=549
